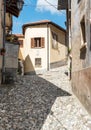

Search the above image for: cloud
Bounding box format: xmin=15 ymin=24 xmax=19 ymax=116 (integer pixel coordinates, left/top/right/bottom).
xmin=36 ymin=0 xmax=60 ymax=15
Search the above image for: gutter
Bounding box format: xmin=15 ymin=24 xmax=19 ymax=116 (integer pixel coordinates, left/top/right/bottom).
xmin=47 ymin=23 xmax=50 ymax=71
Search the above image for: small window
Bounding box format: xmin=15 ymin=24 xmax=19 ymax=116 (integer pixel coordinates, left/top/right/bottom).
xmin=78 ymin=0 xmax=81 ymax=3
xmin=35 ymin=58 xmax=41 ymax=67
xmin=31 ymin=37 xmax=45 ymax=48
xmin=52 ymin=32 xmax=58 ymax=49
xmin=34 ymin=38 xmax=41 ymax=47
xmin=19 ymin=40 xmax=23 ymax=48
xmin=80 ymin=16 xmax=86 ymax=45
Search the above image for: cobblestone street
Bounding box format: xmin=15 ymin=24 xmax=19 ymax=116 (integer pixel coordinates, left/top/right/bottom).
xmin=0 ymin=65 xmax=91 ymax=130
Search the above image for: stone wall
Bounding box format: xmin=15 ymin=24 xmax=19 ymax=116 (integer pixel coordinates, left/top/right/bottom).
xmin=71 ymin=0 xmax=91 ymax=114
xmin=72 ymin=67 xmax=91 ymax=115
xmin=71 ymin=0 xmax=91 ymax=71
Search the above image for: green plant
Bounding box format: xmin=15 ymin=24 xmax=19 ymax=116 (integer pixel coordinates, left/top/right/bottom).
xmin=68 ymin=48 xmax=71 ymax=54
xmin=6 ymin=34 xmax=18 ymax=43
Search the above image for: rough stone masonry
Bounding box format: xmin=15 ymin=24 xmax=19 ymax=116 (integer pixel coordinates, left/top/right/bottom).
xmin=0 ymin=65 xmax=91 ymax=130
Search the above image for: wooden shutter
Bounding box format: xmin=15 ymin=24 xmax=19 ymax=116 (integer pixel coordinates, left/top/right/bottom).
xmin=41 ymin=37 xmax=45 ymax=48
xmin=58 ymin=0 xmax=67 ymax=10
xmin=31 ymin=38 xmax=34 ymax=48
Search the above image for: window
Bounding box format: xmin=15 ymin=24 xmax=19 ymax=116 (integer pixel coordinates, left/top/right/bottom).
xmin=19 ymin=40 xmax=23 ymax=48
xmin=78 ymin=0 xmax=81 ymax=3
xmin=31 ymin=37 xmax=45 ymax=48
xmin=35 ymin=58 xmax=41 ymax=67
xmin=52 ymin=32 xmax=58 ymax=49
xmin=80 ymin=16 xmax=86 ymax=45
xmin=34 ymin=38 xmax=41 ymax=47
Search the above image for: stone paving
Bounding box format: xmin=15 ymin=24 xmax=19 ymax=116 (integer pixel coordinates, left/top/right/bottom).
xmin=0 ymin=65 xmax=91 ymax=130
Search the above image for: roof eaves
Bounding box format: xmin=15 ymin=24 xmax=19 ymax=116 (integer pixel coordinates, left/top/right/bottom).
xmin=22 ymin=20 xmax=66 ymax=34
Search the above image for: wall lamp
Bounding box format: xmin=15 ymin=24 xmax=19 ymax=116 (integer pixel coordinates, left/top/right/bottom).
xmin=17 ymin=0 xmax=24 ymax=11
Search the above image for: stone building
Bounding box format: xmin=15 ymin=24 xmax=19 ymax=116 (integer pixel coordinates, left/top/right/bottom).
xmin=0 ymin=0 xmax=24 ymax=83
xmin=71 ymin=0 xmax=91 ymax=114
xmin=17 ymin=20 xmax=67 ymax=74
xmin=58 ymin=0 xmax=91 ymax=114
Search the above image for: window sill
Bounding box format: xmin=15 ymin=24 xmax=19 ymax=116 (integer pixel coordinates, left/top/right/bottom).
xmin=31 ymin=47 xmax=44 ymax=49
xmin=80 ymin=43 xmax=87 ymax=51
xmin=35 ymin=66 xmax=42 ymax=68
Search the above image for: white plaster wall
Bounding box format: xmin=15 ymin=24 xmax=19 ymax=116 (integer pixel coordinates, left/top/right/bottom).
xmin=24 ymin=26 xmax=48 ymax=73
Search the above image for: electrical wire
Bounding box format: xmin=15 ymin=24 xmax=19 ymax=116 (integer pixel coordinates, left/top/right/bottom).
xmin=10 ymin=0 xmax=66 ymax=33
xmin=44 ymin=0 xmax=57 ymax=9
xmin=4 ymin=0 xmax=66 ymax=15
xmin=43 ymin=0 xmax=65 ymax=15
xmin=23 ymin=3 xmax=65 ymax=15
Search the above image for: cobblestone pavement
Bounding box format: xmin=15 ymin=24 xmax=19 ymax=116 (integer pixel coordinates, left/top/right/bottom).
xmin=0 ymin=65 xmax=91 ymax=130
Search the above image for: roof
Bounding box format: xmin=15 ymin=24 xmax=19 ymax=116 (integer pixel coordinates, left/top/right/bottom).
xmin=22 ymin=20 xmax=66 ymax=34
xmin=57 ymin=0 xmax=67 ymax=10
xmin=6 ymin=0 xmax=24 ymax=17
xmin=15 ymin=34 xmax=24 ymax=38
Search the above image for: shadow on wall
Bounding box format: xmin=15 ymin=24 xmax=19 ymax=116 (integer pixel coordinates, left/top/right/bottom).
xmin=24 ymin=55 xmax=36 ymax=75
xmin=0 ymin=75 xmax=71 ymax=129
xmin=90 ymin=22 xmax=91 ymax=50
xmin=18 ymin=50 xmax=24 ymax=61
xmin=80 ymin=47 xmax=87 ymax=59
xmin=58 ymin=34 xmax=67 ymax=47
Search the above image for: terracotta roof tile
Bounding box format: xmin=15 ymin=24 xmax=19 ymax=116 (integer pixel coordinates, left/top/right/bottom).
xmin=22 ymin=20 xmax=66 ymax=34
xmin=15 ymin=34 xmax=24 ymax=38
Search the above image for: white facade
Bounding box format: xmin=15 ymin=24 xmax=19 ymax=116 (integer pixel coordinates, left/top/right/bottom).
xmin=21 ymin=21 xmax=66 ymax=74
xmin=24 ymin=25 xmax=50 ymax=74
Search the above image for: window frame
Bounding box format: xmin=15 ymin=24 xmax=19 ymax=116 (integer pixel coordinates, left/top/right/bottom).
xmin=80 ymin=16 xmax=86 ymax=45
xmin=35 ymin=58 xmax=42 ymax=67
xmin=52 ymin=31 xmax=58 ymax=49
xmin=31 ymin=37 xmax=45 ymax=48
xmin=34 ymin=37 xmax=41 ymax=48
xmin=78 ymin=0 xmax=81 ymax=3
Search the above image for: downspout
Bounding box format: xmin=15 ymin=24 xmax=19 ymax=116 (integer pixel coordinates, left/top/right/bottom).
xmin=66 ymin=0 xmax=71 ymax=79
xmin=68 ymin=0 xmax=72 ymax=50
xmin=66 ymin=2 xmax=69 ymax=51
xmin=47 ymin=23 xmax=49 ymax=71
xmin=67 ymin=0 xmax=72 ymax=80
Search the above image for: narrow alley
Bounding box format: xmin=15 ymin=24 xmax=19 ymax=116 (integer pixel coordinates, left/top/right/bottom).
xmin=0 ymin=65 xmax=91 ymax=130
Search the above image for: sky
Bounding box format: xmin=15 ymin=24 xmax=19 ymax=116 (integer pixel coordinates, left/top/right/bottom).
xmin=12 ymin=0 xmax=66 ymax=34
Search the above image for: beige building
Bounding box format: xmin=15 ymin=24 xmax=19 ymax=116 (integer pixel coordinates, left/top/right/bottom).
xmin=17 ymin=20 xmax=67 ymax=74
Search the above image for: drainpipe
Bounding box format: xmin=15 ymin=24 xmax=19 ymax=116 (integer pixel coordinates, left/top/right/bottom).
xmin=66 ymin=7 xmax=69 ymax=51
xmin=47 ymin=23 xmax=49 ymax=71
xmin=67 ymin=0 xmax=72 ymax=80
